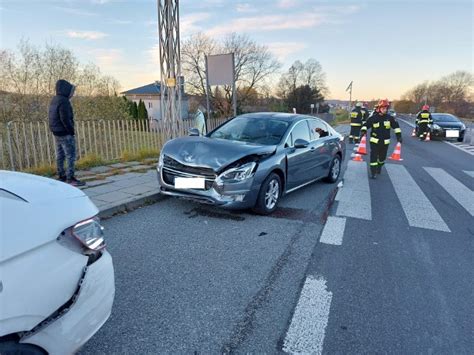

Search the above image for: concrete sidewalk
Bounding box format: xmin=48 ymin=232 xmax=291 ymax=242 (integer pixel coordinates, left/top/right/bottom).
xmin=76 ymin=160 xmax=164 ymax=218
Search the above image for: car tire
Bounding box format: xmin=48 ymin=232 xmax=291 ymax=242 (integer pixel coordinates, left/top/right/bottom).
xmin=253 ymin=172 xmax=281 ymax=215
xmin=457 ymin=137 xmax=464 ymax=142
xmin=0 ymin=341 xmax=46 ymax=355
xmin=324 ymin=155 xmax=341 ymax=183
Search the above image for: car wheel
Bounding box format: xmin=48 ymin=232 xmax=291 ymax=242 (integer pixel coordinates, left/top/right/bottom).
xmin=253 ymin=172 xmax=281 ymax=215
xmin=457 ymin=137 xmax=464 ymax=142
xmin=0 ymin=341 xmax=46 ymax=355
xmin=324 ymin=155 xmax=341 ymax=183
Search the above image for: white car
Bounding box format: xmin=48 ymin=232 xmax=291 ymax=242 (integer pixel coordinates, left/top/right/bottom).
xmin=0 ymin=171 xmax=115 ymax=354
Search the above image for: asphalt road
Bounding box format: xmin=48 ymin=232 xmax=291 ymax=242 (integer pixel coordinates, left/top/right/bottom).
xmin=81 ymin=167 xmax=340 ymax=353
xmin=81 ymin=119 xmax=473 ymax=353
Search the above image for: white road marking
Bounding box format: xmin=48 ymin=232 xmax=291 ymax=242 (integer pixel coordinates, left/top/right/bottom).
xmin=386 ymin=164 xmax=450 ymax=232
xmin=336 ymin=160 xmax=371 ymax=220
xmin=283 ymin=276 xmax=332 ymax=355
xmin=320 ymin=216 xmax=346 ymax=245
xmin=424 ymin=168 xmax=474 ymax=217
xmin=464 ymin=170 xmax=474 ymax=178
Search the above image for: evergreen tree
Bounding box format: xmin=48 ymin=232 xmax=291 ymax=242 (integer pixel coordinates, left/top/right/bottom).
xmin=131 ymin=101 xmax=138 ymax=119
xmin=138 ymin=99 xmax=148 ymax=120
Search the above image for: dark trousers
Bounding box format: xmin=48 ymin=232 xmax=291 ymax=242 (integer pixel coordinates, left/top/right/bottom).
xmin=349 ymin=126 xmax=361 ymax=143
xmin=418 ymin=123 xmax=429 ymax=140
xmin=55 ymin=135 xmax=76 ymax=179
xmin=369 ymin=142 xmax=389 ymax=175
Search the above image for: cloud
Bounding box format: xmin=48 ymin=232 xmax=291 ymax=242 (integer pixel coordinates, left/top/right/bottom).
xmin=67 ymin=31 xmax=108 ymax=40
xmin=277 ymin=0 xmax=297 ymax=9
xmin=181 ymin=12 xmax=212 ymax=35
xmin=107 ymin=19 xmax=132 ymax=25
xmin=206 ymin=13 xmax=326 ymax=36
xmin=54 ymin=6 xmax=98 ymax=17
xmin=235 ymin=3 xmax=257 ymax=13
xmin=267 ymin=42 xmax=307 ymax=62
xmin=90 ymin=48 xmax=123 ymax=67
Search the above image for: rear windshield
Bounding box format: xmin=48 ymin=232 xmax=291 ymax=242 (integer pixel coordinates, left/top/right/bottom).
xmin=432 ymin=114 xmax=460 ymax=122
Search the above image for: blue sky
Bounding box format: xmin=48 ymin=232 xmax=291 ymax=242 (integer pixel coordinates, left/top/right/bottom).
xmin=1 ymin=0 xmax=472 ymax=100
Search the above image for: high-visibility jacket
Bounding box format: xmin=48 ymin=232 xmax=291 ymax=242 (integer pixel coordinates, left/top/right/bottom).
xmin=350 ymin=107 xmax=363 ymax=128
xmin=416 ymin=110 xmax=433 ymax=125
xmin=361 ymin=112 xmax=402 ymax=144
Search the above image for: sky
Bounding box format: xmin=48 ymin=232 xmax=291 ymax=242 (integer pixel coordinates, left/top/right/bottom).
xmin=1 ymin=0 xmax=472 ymax=100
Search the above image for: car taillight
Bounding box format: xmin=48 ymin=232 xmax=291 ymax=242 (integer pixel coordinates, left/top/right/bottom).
xmin=72 ymin=217 xmax=106 ymax=251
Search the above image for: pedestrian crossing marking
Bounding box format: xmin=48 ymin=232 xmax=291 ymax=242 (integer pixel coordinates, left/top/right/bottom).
xmin=424 ymin=168 xmax=474 ymax=217
xmin=463 ymin=171 xmax=474 ymax=178
xmin=336 ymin=160 xmax=371 ymax=220
xmin=385 ymin=164 xmax=451 ymax=232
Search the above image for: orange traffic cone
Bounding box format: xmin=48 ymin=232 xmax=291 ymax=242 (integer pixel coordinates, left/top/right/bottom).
xmin=356 ymin=135 xmax=367 ymax=155
xmin=388 ymin=142 xmax=403 ymax=161
xmin=411 ymin=128 xmax=416 ymax=137
xmin=352 ymin=153 xmax=364 ymax=162
xmin=425 ymin=132 xmax=431 ymax=141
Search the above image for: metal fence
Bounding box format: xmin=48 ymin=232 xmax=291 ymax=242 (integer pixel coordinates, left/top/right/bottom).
xmin=0 ymin=117 xmax=228 ymax=171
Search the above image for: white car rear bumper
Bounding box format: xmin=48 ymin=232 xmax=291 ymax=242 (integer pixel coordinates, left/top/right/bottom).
xmin=21 ymin=251 xmax=115 ymax=355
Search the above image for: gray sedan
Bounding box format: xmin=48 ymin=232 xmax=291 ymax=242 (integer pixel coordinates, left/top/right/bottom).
xmin=157 ymin=113 xmax=345 ymax=214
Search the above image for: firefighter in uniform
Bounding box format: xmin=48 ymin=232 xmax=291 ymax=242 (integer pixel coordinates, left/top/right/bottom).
xmin=349 ymin=102 xmax=364 ymax=144
xmin=416 ymin=105 xmax=433 ymax=141
xmin=360 ymin=99 xmax=402 ymax=179
xmin=361 ymin=102 xmax=370 ymax=126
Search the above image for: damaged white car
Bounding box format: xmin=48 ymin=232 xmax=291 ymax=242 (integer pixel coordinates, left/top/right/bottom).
xmin=0 ymin=171 xmax=115 ymax=354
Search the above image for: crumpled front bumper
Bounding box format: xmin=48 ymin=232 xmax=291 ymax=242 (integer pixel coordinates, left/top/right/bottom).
xmin=21 ymin=251 xmax=115 ymax=355
xmin=157 ymin=167 xmax=260 ymax=209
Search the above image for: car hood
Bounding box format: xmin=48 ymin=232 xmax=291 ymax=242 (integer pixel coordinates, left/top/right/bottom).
xmin=162 ymin=136 xmax=277 ymax=172
xmin=0 ymin=171 xmax=98 ymax=262
xmin=434 ymin=121 xmax=464 ymax=129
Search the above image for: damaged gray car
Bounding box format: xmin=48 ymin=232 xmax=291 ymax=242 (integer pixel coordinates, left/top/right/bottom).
xmin=157 ymin=112 xmax=345 ymax=214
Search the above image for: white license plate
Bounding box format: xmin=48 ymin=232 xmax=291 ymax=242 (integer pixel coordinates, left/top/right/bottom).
xmin=174 ymin=177 xmax=205 ymax=189
xmin=446 ymin=130 xmax=459 ymax=138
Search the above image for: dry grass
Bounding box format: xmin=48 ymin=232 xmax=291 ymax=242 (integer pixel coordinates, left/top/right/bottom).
xmin=25 ymin=164 xmax=56 ymax=177
xmin=76 ymin=154 xmax=108 ymax=170
xmin=120 ymin=148 xmax=159 ymax=163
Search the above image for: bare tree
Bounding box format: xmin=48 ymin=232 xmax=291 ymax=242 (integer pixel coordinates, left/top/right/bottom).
xmin=278 ymin=58 xmax=328 ymax=112
xmin=0 ymin=40 xmax=128 ymax=123
xmin=181 ymin=32 xmax=280 ymax=117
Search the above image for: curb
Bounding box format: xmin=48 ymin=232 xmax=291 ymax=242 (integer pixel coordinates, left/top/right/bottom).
xmin=98 ymin=191 xmax=167 ymax=219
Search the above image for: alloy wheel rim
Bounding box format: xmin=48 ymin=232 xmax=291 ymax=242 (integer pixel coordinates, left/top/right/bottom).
xmin=265 ymin=179 xmax=280 ymax=209
xmin=331 ymin=159 xmax=340 ymax=180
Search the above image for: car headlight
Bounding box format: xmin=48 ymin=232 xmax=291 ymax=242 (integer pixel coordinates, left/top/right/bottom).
xmin=158 ymin=152 xmax=164 ymax=168
xmin=460 ymin=123 xmax=466 ymax=130
xmin=432 ymin=124 xmax=441 ymax=130
xmin=216 ymin=162 xmax=257 ymax=185
xmin=72 ymin=217 xmax=105 ymax=251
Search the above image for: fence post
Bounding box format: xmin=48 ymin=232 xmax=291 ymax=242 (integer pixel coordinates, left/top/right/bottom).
xmin=6 ymin=121 xmax=15 ymax=171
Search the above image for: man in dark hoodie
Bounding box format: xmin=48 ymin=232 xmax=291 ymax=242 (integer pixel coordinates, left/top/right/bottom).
xmin=48 ymin=79 xmax=85 ymax=186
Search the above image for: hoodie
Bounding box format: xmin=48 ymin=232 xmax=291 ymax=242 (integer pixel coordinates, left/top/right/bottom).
xmin=48 ymin=79 xmax=75 ymax=136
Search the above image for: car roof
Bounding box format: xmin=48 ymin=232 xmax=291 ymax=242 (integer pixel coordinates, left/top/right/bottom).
xmin=238 ymin=112 xmax=321 ymax=123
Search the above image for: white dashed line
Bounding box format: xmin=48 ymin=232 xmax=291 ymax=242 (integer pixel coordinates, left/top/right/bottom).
xmin=424 ymin=167 xmax=474 ymax=217
xmin=283 ymin=276 xmax=332 ymax=355
xmin=319 ymin=216 xmax=346 ymax=245
xmin=386 ymin=164 xmax=450 ymax=232
xmin=464 ymin=171 xmax=474 ymax=178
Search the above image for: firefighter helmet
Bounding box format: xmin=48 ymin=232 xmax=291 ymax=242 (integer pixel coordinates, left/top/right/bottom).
xmin=355 ymin=102 xmax=362 ymax=107
xmin=422 ymin=104 xmax=430 ymax=111
xmin=378 ymin=99 xmax=390 ymax=108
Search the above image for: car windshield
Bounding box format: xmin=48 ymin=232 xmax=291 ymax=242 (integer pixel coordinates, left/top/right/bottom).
xmin=432 ymin=114 xmax=460 ymax=122
xmin=209 ymin=116 xmax=290 ymax=145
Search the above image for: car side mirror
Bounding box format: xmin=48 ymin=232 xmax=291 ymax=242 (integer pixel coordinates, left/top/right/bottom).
xmin=188 ymin=128 xmax=200 ymax=136
xmin=294 ymin=139 xmax=309 ymax=149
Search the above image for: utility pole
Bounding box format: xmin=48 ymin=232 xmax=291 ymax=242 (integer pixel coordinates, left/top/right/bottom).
xmin=157 ymin=0 xmax=181 ymax=140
